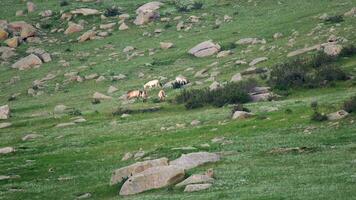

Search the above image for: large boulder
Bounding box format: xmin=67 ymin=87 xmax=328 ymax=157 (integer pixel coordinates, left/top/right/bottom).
xmin=170 ymin=152 xmax=220 ymax=170
xmin=8 ymin=21 xmax=36 ymax=39
xmin=0 ymin=105 xmax=10 ymax=120
xmin=11 ymin=54 xmax=42 ymax=70
xmin=0 ymin=47 xmax=16 ymax=60
xmin=110 ymin=157 xmax=168 ymax=185
xmin=119 ymin=165 xmax=185 ymax=196
xmin=134 ymin=2 xmax=163 ymax=25
xmin=26 ymin=48 xmax=52 ymax=63
xmin=64 ymin=23 xmax=83 ymax=35
xmin=188 ymin=41 xmax=221 ymax=57
xmin=231 ymin=73 xmax=242 ymax=82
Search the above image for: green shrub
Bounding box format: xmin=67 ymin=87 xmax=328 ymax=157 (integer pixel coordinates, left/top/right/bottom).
xmin=220 ymin=42 xmax=236 ymax=51
xmin=324 ymin=15 xmax=344 ymax=23
xmin=268 ymin=53 xmax=348 ymax=90
xmin=176 ymin=79 xmax=256 ymax=109
xmin=343 ymin=96 xmax=356 ymax=113
xmin=174 ymin=0 xmax=203 ymax=12
xmin=310 ymin=101 xmax=327 ymax=122
xmin=59 ymin=0 xmax=69 ymax=7
xmin=340 ymin=44 xmax=356 ymax=57
xmin=104 ymin=6 xmax=121 ymax=17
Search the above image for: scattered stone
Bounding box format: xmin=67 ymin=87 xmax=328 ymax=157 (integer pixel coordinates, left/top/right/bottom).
xmin=134 ymin=2 xmax=162 ymax=25
xmin=236 ymin=38 xmax=266 ymax=45
xmin=209 ymin=81 xmax=222 ymax=91
xmin=8 ymin=21 xmax=36 ymax=39
xmin=273 ymin=32 xmax=283 ymax=39
xmin=64 ymin=23 xmax=83 ymax=35
xmin=76 ymin=193 xmax=92 ymax=199
xmin=107 ymin=86 xmax=118 ymax=94
xmin=249 ymin=57 xmax=268 ymax=66
xmin=160 ymin=42 xmax=174 ymax=49
xmin=0 ymin=147 xmax=15 ymax=155
xmin=27 ymin=2 xmax=36 ymax=13
xmin=78 ymin=30 xmax=96 ymax=42
xmin=119 ymin=165 xmax=184 ymax=196
xmin=11 ymin=54 xmax=42 ymax=70
xmin=184 ymin=184 xmax=212 ymax=192
xmin=0 ymin=175 xmax=20 ymax=181
xmin=26 ymin=48 xmax=51 ymax=63
xmin=71 ymin=8 xmax=100 ymax=16
xmin=287 ymin=44 xmax=321 ymax=57
xmin=121 ymin=152 xmax=133 ymax=161
xmin=344 ymin=7 xmax=356 ymax=17
xmin=171 ymin=146 xmax=197 ymax=151
xmin=22 ymin=134 xmax=42 ymax=141
xmin=0 ymin=29 xmax=9 ymax=40
xmin=55 ymin=122 xmax=76 ymax=128
xmin=170 ymin=152 xmax=220 ymax=170
xmin=232 ymin=111 xmax=254 ymax=120
xmin=119 ymin=22 xmax=129 ymax=31
xmin=5 ymin=37 xmax=19 ymax=48
xmin=231 ymin=73 xmax=242 ymax=82
xmin=191 ymin=120 xmax=201 ymax=126
xmin=0 ymin=123 xmax=12 ymax=129
xmin=216 ymin=50 xmax=231 ymax=58
xmin=189 ymin=41 xmax=221 ymax=57
xmin=327 ymin=110 xmax=349 ymax=121
xmin=93 ymin=92 xmax=112 ymax=100
xmin=39 ymin=10 xmax=53 ymax=17
xmin=0 ymin=105 xmax=10 ymax=120
xmin=100 ymin=23 xmax=116 ymax=30
xmin=110 ymin=157 xmax=169 ymax=185
xmin=323 ymin=43 xmax=342 ymax=56
xmin=16 ymin=10 xmax=25 ymax=17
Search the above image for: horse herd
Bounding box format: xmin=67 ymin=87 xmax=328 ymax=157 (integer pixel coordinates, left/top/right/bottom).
xmin=126 ymin=76 xmax=189 ymax=102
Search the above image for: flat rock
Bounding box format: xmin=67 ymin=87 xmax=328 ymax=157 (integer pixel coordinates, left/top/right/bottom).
xmin=107 ymin=86 xmax=118 ymax=94
xmin=93 ymin=92 xmax=112 ymax=100
xmin=71 ymin=8 xmax=100 ymax=16
xmin=55 ymin=122 xmax=76 ymax=128
xmin=327 ymin=110 xmax=349 ymax=121
xmin=287 ymin=44 xmax=321 ymax=57
xmin=189 ymin=41 xmax=221 ymax=57
xmin=160 ymin=42 xmax=174 ymax=49
xmin=22 ymin=134 xmax=42 ymax=141
xmin=176 ymin=174 xmax=214 ymax=187
xmin=232 ymin=111 xmax=254 ymax=120
xmin=249 ymin=57 xmax=268 ymax=66
xmin=0 ymin=147 xmax=15 ymax=155
xmin=78 ymin=30 xmax=96 ymax=42
xmin=0 ymin=123 xmax=12 ymax=129
xmin=169 ymin=152 xmax=220 ymax=170
xmin=64 ymin=23 xmax=83 ymax=35
xmin=110 ymin=157 xmax=168 ymax=185
xmin=236 ymin=38 xmax=266 ymax=45
xmin=231 ymin=73 xmax=242 ymax=82
xmin=119 ymin=165 xmax=185 ymax=196
xmin=184 ymin=183 xmax=212 ymax=192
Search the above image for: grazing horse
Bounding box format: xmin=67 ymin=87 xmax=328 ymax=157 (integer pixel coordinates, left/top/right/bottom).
xmin=144 ymin=80 xmax=162 ymax=90
xmin=127 ymin=90 xmax=148 ymax=100
xmin=158 ymin=90 xmax=166 ymax=101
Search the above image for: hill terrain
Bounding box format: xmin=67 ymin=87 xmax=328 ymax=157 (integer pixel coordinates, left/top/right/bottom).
xmin=0 ymin=0 xmax=356 ymax=199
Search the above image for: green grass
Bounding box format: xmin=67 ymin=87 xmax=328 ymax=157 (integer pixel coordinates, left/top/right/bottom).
xmin=0 ymin=0 xmax=356 ymax=199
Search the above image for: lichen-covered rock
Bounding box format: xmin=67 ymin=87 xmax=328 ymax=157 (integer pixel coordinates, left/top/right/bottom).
xmin=170 ymin=152 xmax=220 ymax=170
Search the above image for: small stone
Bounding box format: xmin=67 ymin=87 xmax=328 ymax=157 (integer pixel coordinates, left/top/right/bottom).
xmin=121 ymin=152 xmax=133 ymax=161
xmin=184 ymin=184 xmax=212 ymax=192
xmin=22 ymin=134 xmax=42 ymax=141
xmin=0 ymin=147 xmax=15 ymax=155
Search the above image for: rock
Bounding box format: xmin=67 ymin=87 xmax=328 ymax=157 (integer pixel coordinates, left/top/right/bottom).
xmin=232 ymin=111 xmax=254 ymax=120
xmin=5 ymin=37 xmax=19 ymax=48
xmin=249 ymin=57 xmax=268 ymax=66
xmin=136 ymin=2 xmax=163 ymax=13
xmin=27 ymin=2 xmax=36 ymax=13
xmin=216 ymin=50 xmax=231 ymax=58
xmin=8 ymin=21 xmax=36 ymax=39
xmin=236 ymin=38 xmax=266 ymax=45
xmin=11 ymin=54 xmax=42 ymax=70
xmin=85 ymin=73 xmax=99 ymax=80
xmin=323 ymin=43 xmax=342 ymax=56
xmin=39 ymin=10 xmax=53 ymax=17
xmin=0 ymin=175 xmax=20 ymax=181
xmin=0 ymin=105 xmax=10 ymax=120
xmin=96 ymin=76 xmax=106 ymax=82
xmin=250 ymin=93 xmax=273 ymax=102
xmin=0 ymin=29 xmax=8 ymax=40
xmin=287 ymin=44 xmax=321 ymax=57
xmin=100 ymin=23 xmax=116 ymax=30
xmin=119 ymin=165 xmax=185 ymax=196
xmin=64 ymin=23 xmax=83 ymax=35
xmin=134 ymin=2 xmax=163 ymax=25
xmin=170 ymin=152 xmax=220 ymax=170
xmin=119 ymin=22 xmax=129 ymax=30
xmin=134 ymin=149 xmax=146 ymax=160
xmin=93 ymin=92 xmax=112 ymax=100
xmin=22 ymin=134 xmax=42 ymax=141
xmin=71 ymin=8 xmax=100 ymax=16
xmin=55 ymin=122 xmax=76 ymax=128
xmin=176 ymin=174 xmax=214 ymax=187
xmin=191 ymin=120 xmax=201 ymax=126
xmin=107 ymin=86 xmax=118 ymax=94
xmin=0 ymin=123 xmax=12 ymax=129
xmin=184 ymin=184 xmax=212 ymax=192
xmin=195 ymin=68 xmax=209 ymax=78
xmin=327 ymin=110 xmax=349 ymax=121
xmin=273 ymin=32 xmax=283 ymax=39
xmin=0 ymin=147 xmax=15 ymax=155
xmin=160 ymin=42 xmax=174 ymax=49
xmin=25 ymin=48 xmax=51 ymax=63
xmin=73 ymin=117 xmax=86 ymax=123
xmin=119 ymin=14 xmax=130 ymax=20
xmin=76 ymin=193 xmax=91 ymax=199
xmin=171 ymin=146 xmax=197 ymax=151
xmin=78 ymin=30 xmax=96 ymax=42
xmin=209 ymin=81 xmax=222 ymax=91
xmin=344 ymin=7 xmax=356 ymax=17
xmin=189 ymin=41 xmax=221 ymax=57
xmin=231 ymin=73 xmax=242 ymax=82
xmin=16 ymin=10 xmax=25 ymax=17
xmin=110 ymin=157 xmax=169 ymax=185
xmin=54 ymin=105 xmax=69 ymax=115
xmin=121 ymin=152 xmax=133 ymax=161
xmin=241 ymin=67 xmax=268 ymax=75
xmin=112 ymin=74 xmax=127 ymax=81
xmin=0 ymin=47 xmax=16 ymax=60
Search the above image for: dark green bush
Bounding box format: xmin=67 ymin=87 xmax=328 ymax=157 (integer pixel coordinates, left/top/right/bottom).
xmin=343 ymin=96 xmax=356 ymax=113
xmin=268 ymin=53 xmax=348 ymax=90
xmin=174 ymin=0 xmax=203 ymax=12
xmin=310 ymin=101 xmax=327 ymax=122
xmin=176 ymin=79 xmax=256 ymax=109
xmin=324 ymin=15 xmax=344 ymax=23
xmin=220 ymin=42 xmax=236 ymax=51
xmin=59 ymin=0 xmax=69 ymax=7
xmin=104 ymin=7 xmax=121 ymax=17
xmin=340 ymin=44 xmax=356 ymax=57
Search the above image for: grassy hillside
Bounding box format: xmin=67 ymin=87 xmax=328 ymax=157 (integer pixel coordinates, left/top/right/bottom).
xmin=0 ymin=0 xmax=356 ymax=199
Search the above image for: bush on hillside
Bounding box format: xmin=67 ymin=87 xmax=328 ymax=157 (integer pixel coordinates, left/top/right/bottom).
xmin=343 ymin=96 xmax=356 ymax=113
xmin=173 ymin=0 xmax=203 ymax=12
xmin=340 ymin=44 xmax=356 ymax=57
xmin=175 ymin=79 xmax=256 ymax=109
xmin=104 ymin=6 xmax=121 ymax=17
xmin=59 ymin=0 xmax=69 ymax=7
xmin=268 ymin=53 xmax=348 ymax=90
xmin=324 ymin=15 xmax=344 ymax=23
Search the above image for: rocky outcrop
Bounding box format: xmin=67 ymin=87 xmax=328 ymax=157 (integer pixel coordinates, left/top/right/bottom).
xmin=188 ymin=41 xmax=221 ymax=57
xmin=169 ymin=152 xmax=220 ymax=170
xmin=11 ymin=54 xmax=42 ymax=70
xmin=134 ymin=2 xmax=163 ymax=25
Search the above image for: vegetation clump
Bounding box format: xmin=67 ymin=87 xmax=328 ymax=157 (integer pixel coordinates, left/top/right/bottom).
xmin=173 ymin=0 xmax=204 ymax=12
xmin=310 ymin=101 xmax=327 ymax=122
xmin=343 ymin=96 xmax=356 ymax=113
